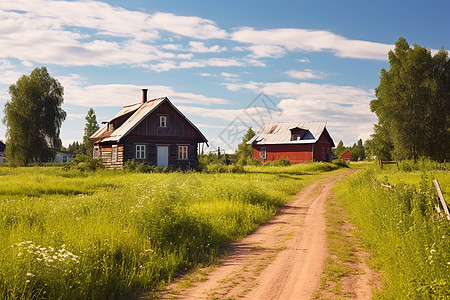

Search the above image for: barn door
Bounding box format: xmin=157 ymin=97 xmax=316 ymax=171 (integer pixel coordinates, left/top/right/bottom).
xmin=157 ymin=146 xmax=169 ymax=167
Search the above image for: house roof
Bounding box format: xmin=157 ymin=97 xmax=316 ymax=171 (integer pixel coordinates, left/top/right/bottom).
xmin=247 ymin=122 xmax=334 ymax=146
xmin=90 ymin=97 xmax=208 ymax=144
xmin=0 ymin=141 xmax=5 ymax=152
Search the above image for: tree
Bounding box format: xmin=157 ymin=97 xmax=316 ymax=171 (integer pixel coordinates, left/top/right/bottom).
xmin=365 ymin=124 xmax=394 ymax=161
xmin=333 ymin=140 xmax=346 ymax=158
xmin=83 ymin=108 xmax=99 ymax=156
xmin=3 ymin=67 xmax=66 ymax=166
xmin=68 ymin=141 xmax=86 ymax=154
xmin=236 ymin=127 xmax=255 ymax=165
xmin=370 ymin=37 xmax=450 ymax=161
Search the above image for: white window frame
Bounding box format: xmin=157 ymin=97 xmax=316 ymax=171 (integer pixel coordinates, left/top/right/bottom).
xmin=93 ymin=146 xmax=99 ymax=159
xmin=261 ymin=147 xmax=267 ymax=160
xmin=178 ymin=145 xmax=188 ymax=160
xmin=160 ymin=115 xmax=167 ymax=127
xmin=63 ymin=155 xmax=68 ymax=163
xmin=136 ymin=144 xmax=146 ymax=159
xmin=112 ymin=145 xmax=118 ymax=162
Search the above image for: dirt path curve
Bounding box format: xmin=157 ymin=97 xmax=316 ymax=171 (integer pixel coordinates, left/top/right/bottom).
xmin=158 ymin=170 xmax=355 ymax=300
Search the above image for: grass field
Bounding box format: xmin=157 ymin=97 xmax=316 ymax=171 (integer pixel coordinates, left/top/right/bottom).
xmin=0 ymin=163 xmax=341 ymax=299
xmin=334 ymin=161 xmax=450 ymax=299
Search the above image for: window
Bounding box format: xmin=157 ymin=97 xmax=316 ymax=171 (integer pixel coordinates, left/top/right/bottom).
xmin=93 ymin=147 xmax=99 ymax=159
xmin=160 ymin=116 xmax=167 ymax=127
xmin=178 ymin=146 xmax=188 ymax=160
xmin=292 ymin=134 xmax=301 ymax=141
xmin=63 ymin=155 xmax=68 ymax=163
xmin=136 ymin=145 xmax=146 ymax=159
xmin=112 ymin=145 xmax=118 ymax=162
xmin=261 ymin=147 xmax=267 ymax=159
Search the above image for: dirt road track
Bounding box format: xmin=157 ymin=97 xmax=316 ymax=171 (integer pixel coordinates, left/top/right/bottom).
xmin=158 ymin=170 xmax=355 ymax=300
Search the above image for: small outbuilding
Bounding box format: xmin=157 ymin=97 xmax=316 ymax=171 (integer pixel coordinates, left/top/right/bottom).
xmin=90 ymin=89 xmax=208 ymax=169
xmin=247 ymin=122 xmax=335 ymax=164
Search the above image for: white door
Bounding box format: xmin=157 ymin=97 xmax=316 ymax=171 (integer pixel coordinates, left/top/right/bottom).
xmin=157 ymin=146 xmax=169 ymax=167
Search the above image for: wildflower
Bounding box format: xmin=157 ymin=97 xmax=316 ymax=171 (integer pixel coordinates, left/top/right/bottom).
xmin=26 ymin=272 xmax=34 ymax=277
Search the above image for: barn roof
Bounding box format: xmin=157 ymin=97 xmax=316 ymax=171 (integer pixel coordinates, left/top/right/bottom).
xmin=247 ymin=122 xmax=334 ymax=146
xmin=90 ymin=97 xmax=208 ymax=144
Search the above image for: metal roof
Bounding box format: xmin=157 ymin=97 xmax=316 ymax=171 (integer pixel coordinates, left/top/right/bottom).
xmin=247 ymin=122 xmax=331 ymax=145
xmin=90 ymin=97 xmax=208 ymax=144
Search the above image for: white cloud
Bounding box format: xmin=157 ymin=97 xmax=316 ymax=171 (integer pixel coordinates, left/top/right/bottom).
xmin=247 ymin=44 xmax=286 ymax=58
xmin=189 ymin=41 xmax=226 ymax=53
xmin=150 ymin=57 xmax=264 ymax=72
xmin=285 ymin=69 xmax=326 ymax=80
xmin=0 ymin=0 xmax=227 ymax=66
xmin=220 ymin=72 xmax=239 ymax=78
xmin=56 ymin=74 xmax=230 ymax=107
xmin=231 ymin=27 xmax=393 ymax=60
xmin=296 ymin=57 xmax=310 ymax=63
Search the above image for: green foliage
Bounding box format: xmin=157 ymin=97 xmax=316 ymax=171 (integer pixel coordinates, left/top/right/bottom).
xmin=83 ymin=108 xmax=100 ymax=157
xmin=370 ymin=37 xmax=450 ymax=161
xmin=236 ymin=127 xmax=256 ymax=165
xmin=265 ymin=157 xmax=291 ymax=166
xmin=334 ymin=164 xmax=450 ymax=299
xmin=70 ymin=154 xmax=104 ymax=172
xmin=3 ymin=67 xmax=66 ymax=166
xmin=67 ymin=141 xmax=86 ymax=155
xmin=124 ymin=159 xmax=168 ymax=173
xmin=0 ymin=166 xmax=318 ymax=299
xmin=333 ymin=140 xmax=346 ymax=158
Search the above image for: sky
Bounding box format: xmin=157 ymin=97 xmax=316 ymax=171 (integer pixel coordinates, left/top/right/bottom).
xmin=0 ymin=0 xmax=449 ymax=152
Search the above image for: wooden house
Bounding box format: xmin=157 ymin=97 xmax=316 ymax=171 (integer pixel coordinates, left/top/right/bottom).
xmin=90 ymin=89 xmax=208 ymax=169
xmin=247 ymin=122 xmax=335 ymax=164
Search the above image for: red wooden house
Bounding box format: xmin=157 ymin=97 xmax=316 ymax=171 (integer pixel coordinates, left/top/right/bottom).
xmin=248 ymin=122 xmax=335 ymax=164
xmin=90 ymin=89 xmax=208 ymax=169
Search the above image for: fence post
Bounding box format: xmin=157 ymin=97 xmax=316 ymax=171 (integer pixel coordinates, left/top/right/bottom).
xmin=433 ymin=179 xmax=450 ymax=220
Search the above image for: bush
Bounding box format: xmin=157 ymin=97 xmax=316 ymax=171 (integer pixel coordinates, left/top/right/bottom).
xmin=265 ymin=157 xmax=290 ymax=166
xmin=123 ymin=159 xmax=167 ymax=173
xmin=70 ymin=154 xmax=104 ymax=172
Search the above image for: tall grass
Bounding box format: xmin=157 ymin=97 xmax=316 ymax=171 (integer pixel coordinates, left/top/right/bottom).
xmin=0 ymin=166 xmax=322 ymax=299
xmin=334 ymin=162 xmax=450 ymax=299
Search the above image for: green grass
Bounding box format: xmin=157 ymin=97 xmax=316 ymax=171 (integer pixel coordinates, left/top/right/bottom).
xmin=334 ymin=161 xmax=450 ymax=299
xmin=0 ymin=164 xmax=341 ymax=299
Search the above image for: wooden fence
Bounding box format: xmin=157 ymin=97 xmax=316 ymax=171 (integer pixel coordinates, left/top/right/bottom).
xmin=372 ymin=177 xmax=450 ymax=221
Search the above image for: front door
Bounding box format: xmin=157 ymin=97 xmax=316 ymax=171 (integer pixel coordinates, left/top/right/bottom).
xmin=157 ymin=146 xmax=169 ymax=167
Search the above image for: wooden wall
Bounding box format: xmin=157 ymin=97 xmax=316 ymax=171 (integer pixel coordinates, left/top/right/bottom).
xmin=129 ymin=101 xmax=202 ymax=139
xmin=99 ymin=144 xmax=124 ymax=169
xmin=123 ymin=138 xmax=199 ymax=169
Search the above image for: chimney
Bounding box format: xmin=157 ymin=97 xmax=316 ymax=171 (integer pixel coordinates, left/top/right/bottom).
xmin=142 ymin=88 xmax=148 ymax=103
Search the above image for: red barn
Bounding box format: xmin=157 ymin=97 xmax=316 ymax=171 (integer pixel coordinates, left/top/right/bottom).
xmin=248 ymin=122 xmax=335 ymax=164
xmin=341 ymin=151 xmax=351 ymax=161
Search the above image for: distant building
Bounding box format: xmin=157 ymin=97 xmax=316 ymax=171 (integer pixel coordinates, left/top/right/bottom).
xmin=341 ymin=151 xmax=351 ymax=161
xmin=90 ymin=89 xmax=208 ymax=169
xmin=0 ymin=141 xmax=5 ymax=163
xmin=248 ymin=122 xmax=335 ymax=164
xmin=53 ymin=151 xmax=77 ymax=163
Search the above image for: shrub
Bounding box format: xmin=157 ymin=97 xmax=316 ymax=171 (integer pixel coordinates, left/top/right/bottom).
xmin=265 ymin=157 xmax=290 ymax=166
xmin=70 ymin=154 xmax=104 ymax=172
xmin=123 ymin=159 xmax=167 ymax=173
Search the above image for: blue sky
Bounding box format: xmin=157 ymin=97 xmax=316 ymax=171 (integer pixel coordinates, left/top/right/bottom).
xmin=0 ymin=0 xmax=448 ymax=152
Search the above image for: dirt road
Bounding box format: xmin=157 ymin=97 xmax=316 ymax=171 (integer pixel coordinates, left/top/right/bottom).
xmin=158 ymin=170 xmax=356 ymax=299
